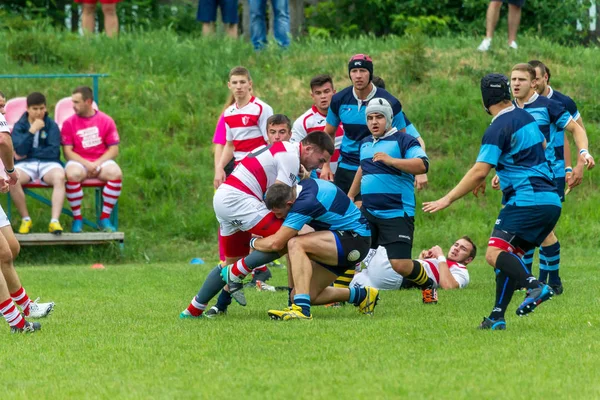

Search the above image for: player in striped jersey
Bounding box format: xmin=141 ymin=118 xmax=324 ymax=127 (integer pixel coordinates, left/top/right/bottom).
xmin=214 ymin=66 xmax=273 ymax=189
xmin=352 ymin=237 xmax=476 ymax=294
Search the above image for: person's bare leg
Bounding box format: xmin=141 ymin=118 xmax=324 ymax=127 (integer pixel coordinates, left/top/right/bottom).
xmin=225 ymin=23 xmax=238 ymax=39
xmin=486 ymin=1 xmax=503 ymax=38
xmin=0 ymin=226 xmax=21 ymax=294
xmin=507 ymin=4 xmax=522 ymax=44
xmin=81 ymin=3 xmax=96 ymax=35
xmin=43 ymin=168 xmax=66 ymax=221
xmin=9 ymin=170 xmax=32 ymax=220
xmin=202 ymin=22 xmax=215 ymax=36
xmin=101 ymin=3 xmax=119 ymax=37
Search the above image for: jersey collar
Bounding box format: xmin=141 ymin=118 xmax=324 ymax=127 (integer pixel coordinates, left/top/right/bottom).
xmin=372 ymin=127 xmax=398 ymax=143
xmin=491 ymin=104 xmax=515 ymax=123
xmin=546 ymin=86 xmax=554 ymax=99
xmin=353 ymin=84 xmax=377 ymax=111
xmin=311 ymin=105 xmax=327 ymax=117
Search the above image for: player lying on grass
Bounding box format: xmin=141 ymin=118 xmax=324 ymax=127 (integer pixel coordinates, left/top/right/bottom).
xmin=352 ymin=237 xmax=476 ymax=299
xmin=423 ymin=73 xmax=562 ymax=330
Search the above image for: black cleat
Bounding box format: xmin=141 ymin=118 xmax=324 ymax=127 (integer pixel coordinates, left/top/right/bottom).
xmin=478 ymin=317 xmax=506 ymax=330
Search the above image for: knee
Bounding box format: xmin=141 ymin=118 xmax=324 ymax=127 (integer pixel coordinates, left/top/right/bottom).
xmin=9 ymin=241 xmax=20 ymax=260
xmin=66 ymin=168 xmax=85 ymax=182
xmin=287 ymin=237 xmax=304 ymax=253
xmin=0 ymin=246 xmax=14 ymax=264
xmin=485 ymin=247 xmax=500 ymax=266
xmin=101 ymin=5 xmax=117 ymax=16
xmin=82 ymin=4 xmax=96 ymax=16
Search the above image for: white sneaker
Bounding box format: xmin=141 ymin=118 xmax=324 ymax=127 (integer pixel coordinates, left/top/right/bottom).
xmin=509 ymin=41 xmax=518 ymax=49
xmin=28 ymin=298 xmax=55 ymax=318
xmin=477 ymin=38 xmax=492 ymax=52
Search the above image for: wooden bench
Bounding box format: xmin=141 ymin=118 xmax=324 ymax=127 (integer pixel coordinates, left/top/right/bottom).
xmin=6 ymin=178 xmax=124 ymax=249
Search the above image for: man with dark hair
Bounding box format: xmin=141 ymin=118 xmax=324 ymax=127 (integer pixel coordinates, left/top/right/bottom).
xmin=260 ymin=180 xmax=376 ymax=320
xmin=477 ymin=0 xmax=524 ymax=51
xmin=266 ymin=114 xmax=292 ymax=144
xmin=181 ymin=131 xmax=333 ymax=318
xmin=424 ymin=73 xmax=562 ymax=330
xmin=61 ymin=86 xmax=122 ymax=233
xmin=10 ymin=92 xmax=65 ymax=234
xmin=352 ymin=237 xmax=476 ymax=292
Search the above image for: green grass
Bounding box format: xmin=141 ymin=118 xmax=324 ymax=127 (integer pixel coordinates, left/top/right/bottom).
xmin=4 ymin=250 xmax=600 ymax=399
xmin=0 ymin=30 xmax=598 ymax=263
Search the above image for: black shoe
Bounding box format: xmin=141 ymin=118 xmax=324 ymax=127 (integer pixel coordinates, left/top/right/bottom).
xmin=251 ymin=267 xmax=272 ymax=284
xmin=478 ymin=317 xmax=506 ymax=330
xmin=549 ymin=282 xmax=563 ymax=295
xmin=11 ymin=321 xmax=41 ymax=334
xmin=220 ymin=266 xmax=246 ymax=306
xmin=204 ymin=306 xmax=226 ymax=318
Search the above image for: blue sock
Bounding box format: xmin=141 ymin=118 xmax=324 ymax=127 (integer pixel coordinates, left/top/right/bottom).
xmin=287 ymin=287 xmax=293 ymax=307
xmin=348 ymin=286 xmax=367 ymax=306
xmin=540 ymin=241 xmax=560 ymax=284
xmin=293 ymin=294 xmax=311 ymax=317
xmin=215 ymin=289 xmax=232 ymax=311
xmin=523 ymin=249 xmax=535 ymax=274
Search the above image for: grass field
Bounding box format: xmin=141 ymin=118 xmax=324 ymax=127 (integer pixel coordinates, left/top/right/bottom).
xmin=3 ymin=250 xmax=600 ymax=399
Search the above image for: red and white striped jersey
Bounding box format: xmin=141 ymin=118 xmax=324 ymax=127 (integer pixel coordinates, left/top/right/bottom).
xmin=419 ymin=258 xmax=470 ymax=289
xmin=224 ymin=96 xmax=273 ymax=161
xmin=291 ymin=105 xmax=343 ymax=173
xmin=222 ymin=141 xmax=300 ymax=200
xmin=0 ymin=113 xmax=9 ymax=134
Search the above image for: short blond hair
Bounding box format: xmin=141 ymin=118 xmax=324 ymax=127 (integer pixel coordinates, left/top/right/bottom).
xmin=511 ymin=63 xmax=536 ymax=81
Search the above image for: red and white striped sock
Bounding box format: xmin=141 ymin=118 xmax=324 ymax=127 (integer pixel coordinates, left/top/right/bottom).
xmin=66 ymin=181 xmax=84 ymax=220
xmin=10 ymin=287 xmax=31 ymax=317
xmin=0 ymin=298 xmax=25 ymax=329
xmin=254 ymin=265 xmax=268 ymax=274
xmin=186 ymin=297 xmax=207 ymax=317
xmin=230 ymin=259 xmax=252 ymax=280
xmin=100 ymin=179 xmax=122 ymax=220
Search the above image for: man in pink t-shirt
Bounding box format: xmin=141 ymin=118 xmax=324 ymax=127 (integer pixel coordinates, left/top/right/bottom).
xmin=61 ymin=86 xmax=122 ymax=233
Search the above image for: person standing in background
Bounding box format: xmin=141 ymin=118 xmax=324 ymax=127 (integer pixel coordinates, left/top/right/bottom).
xmin=76 ymin=0 xmax=121 ymax=37
xmin=248 ymin=0 xmax=290 ymax=50
xmin=477 ymin=0 xmax=524 ymax=51
xmin=197 ymin=0 xmax=239 ymax=38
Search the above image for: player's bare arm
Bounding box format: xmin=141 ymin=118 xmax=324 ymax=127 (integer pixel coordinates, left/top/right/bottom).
xmin=428 ymin=245 xmax=460 ymax=290
xmin=372 ymin=153 xmax=428 ymax=175
xmin=347 ymin=166 xmax=362 ymax=202
xmin=214 ymin=141 xmax=235 ymax=189
xmin=0 ymin=131 xmax=18 ymax=185
xmin=252 ymin=226 xmax=298 ymax=253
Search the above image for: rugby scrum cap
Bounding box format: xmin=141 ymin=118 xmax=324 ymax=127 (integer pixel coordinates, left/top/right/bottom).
xmin=481 ymin=73 xmax=511 ymax=111
xmin=348 ymin=54 xmax=373 ymax=81
xmin=366 ymin=97 xmax=393 ymax=130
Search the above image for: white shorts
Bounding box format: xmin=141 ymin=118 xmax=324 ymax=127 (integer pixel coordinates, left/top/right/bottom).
xmin=65 ymin=159 xmax=118 ymax=173
xmin=0 ymin=206 xmax=9 ymax=229
xmin=213 ymin=187 xmax=271 ymax=236
xmin=350 ymin=247 xmax=403 ymax=290
xmin=16 ymin=160 xmax=63 ymax=182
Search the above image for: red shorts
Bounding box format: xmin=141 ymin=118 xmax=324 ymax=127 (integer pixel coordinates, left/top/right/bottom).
xmin=75 ymin=0 xmax=122 ymax=4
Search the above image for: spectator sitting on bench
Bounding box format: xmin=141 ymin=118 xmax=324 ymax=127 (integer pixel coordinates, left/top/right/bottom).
xmin=61 ymin=86 xmax=122 ymax=233
xmin=10 ymin=92 xmax=65 ymax=235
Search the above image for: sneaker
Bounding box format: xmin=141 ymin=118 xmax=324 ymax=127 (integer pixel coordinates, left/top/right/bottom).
xmin=477 ymin=37 xmax=492 ymax=52
xmin=179 ymin=310 xmax=203 ymax=319
xmin=358 ymin=286 xmax=379 ymax=316
xmin=509 ymin=41 xmax=518 ymax=49
xmin=549 ymin=281 xmax=564 ymax=295
xmin=251 ymin=267 xmax=272 ymax=284
xmin=478 ymin=317 xmax=506 ymax=330
xmin=256 ymin=280 xmax=276 ymax=292
xmin=11 ymin=320 xmax=41 ymax=333
xmin=48 ymin=221 xmax=63 ymax=235
xmin=422 ymin=287 xmax=438 ymax=304
xmin=28 ymin=298 xmax=55 ymax=318
xmin=204 ymin=306 xmax=226 ymax=318
xmin=220 ymin=265 xmax=247 ymax=306
xmin=268 ymin=304 xmax=312 ymax=321
xmin=71 ymin=219 xmax=83 ymax=233
xmin=18 ymin=219 xmax=32 ymax=234
xmin=516 ymin=284 xmax=554 ymax=316
xmin=98 ymin=218 xmax=116 ymax=233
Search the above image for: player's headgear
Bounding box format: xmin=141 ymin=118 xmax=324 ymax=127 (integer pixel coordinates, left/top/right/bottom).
xmin=348 ymin=54 xmax=373 ymax=82
xmin=366 ymin=97 xmax=393 ymax=130
xmin=481 ymin=73 xmax=511 ymax=115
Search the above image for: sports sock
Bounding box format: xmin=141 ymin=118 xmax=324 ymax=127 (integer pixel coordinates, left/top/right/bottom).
xmin=229 ymin=250 xmax=281 ymax=280
xmin=348 ymin=286 xmax=367 ymax=306
xmin=186 ymin=266 xmax=226 ymax=316
xmin=405 ymin=260 xmax=434 ymax=288
xmin=215 ymin=289 xmax=232 ymax=311
xmin=540 ymin=241 xmax=560 ymax=284
xmin=0 ymin=298 xmax=25 ymax=329
xmin=293 ymin=294 xmax=311 ymax=317
xmin=523 ymin=249 xmax=535 ymax=274
xmin=100 ymin=179 xmax=122 ymax=220
xmin=489 ymin=270 xmax=516 ymax=320
xmin=287 ymin=287 xmax=293 ymax=307
xmin=333 ymin=269 xmax=355 ymax=288
xmin=254 ymin=265 xmax=268 ymax=274
xmin=10 ymin=287 xmax=31 ymax=317
xmin=66 ymin=182 xmax=83 ymax=220
xmin=23 ymin=216 xmax=31 ymax=222
xmin=496 ymin=251 xmax=539 ymax=290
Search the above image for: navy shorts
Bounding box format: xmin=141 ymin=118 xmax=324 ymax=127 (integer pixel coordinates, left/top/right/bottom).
xmin=320 ymin=231 xmax=371 ymax=275
xmin=555 ymin=177 xmax=566 ymax=202
xmin=363 ymin=208 xmax=414 ymax=259
xmin=491 ymin=0 xmax=525 ymax=6
xmin=490 ymin=205 xmax=561 ymax=252
xmin=197 ymin=0 xmax=239 ymax=24
xmin=334 ymin=166 xmax=361 ymax=201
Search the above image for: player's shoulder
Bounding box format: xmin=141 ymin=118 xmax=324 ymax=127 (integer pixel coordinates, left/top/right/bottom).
xmin=447 ymin=260 xmax=467 ymax=270
xmin=374 ymin=87 xmax=401 ymax=108
xmin=550 ymin=89 xmax=578 ymax=111
xmin=331 ymin=86 xmax=354 ymax=103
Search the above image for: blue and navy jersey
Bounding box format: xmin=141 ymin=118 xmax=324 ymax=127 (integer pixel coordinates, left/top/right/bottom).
xmin=547 ymin=87 xmax=580 ymax=177
xmin=514 ymin=93 xmax=572 ymax=179
xmin=476 ymin=106 xmax=561 ymax=208
xmin=326 ymin=86 xmax=410 ymax=170
xmin=283 ymin=178 xmax=371 ymax=236
xmin=359 ymin=128 xmax=428 ymax=219
xmin=403 ymin=112 xmax=421 ymax=138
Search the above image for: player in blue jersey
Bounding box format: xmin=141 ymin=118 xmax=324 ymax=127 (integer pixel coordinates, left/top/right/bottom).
xmin=507 ymin=63 xmax=595 ymax=295
xmin=249 ymin=179 xmax=376 ymax=320
xmin=424 ymin=74 xmax=562 ymax=330
xmin=346 ymin=98 xmax=436 ymax=303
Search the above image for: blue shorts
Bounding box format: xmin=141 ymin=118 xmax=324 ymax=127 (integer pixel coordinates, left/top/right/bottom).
xmin=555 ymin=177 xmax=566 ymax=202
xmin=491 ymin=205 xmax=561 ymax=251
xmin=197 ymin=0 xmax=239 ymax=24
xmin=491 ymin=0 xmax=525 ymax=6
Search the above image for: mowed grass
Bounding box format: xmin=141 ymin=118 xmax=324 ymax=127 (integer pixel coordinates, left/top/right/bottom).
xmin=3 ymin=250 xmax=600 ymax=399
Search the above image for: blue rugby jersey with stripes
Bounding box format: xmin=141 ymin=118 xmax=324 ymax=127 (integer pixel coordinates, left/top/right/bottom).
xmin=282 ymin=178 xmax=371 ymax=236
xmin=476 ymin=105 xmax=561 ymax=208
xmin=514 ymin=92 xmax=572 ymax=180
xmin=359 ymin=127 xmax=428 ymax=219
xmin=546 ymin=86 xmax=580 ymax=178
xmin=326 ymin=85 xmax=414 ymax=171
